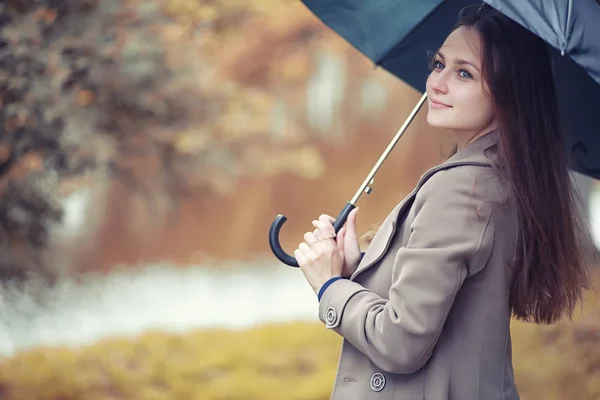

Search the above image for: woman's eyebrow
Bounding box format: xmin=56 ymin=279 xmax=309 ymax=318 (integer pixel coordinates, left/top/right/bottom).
xmin=436 ymin=51 xmax=480 ymax=73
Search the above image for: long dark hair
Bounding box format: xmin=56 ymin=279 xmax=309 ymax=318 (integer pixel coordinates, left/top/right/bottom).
xmin=456 ymin=5 xmax=592 ymax=323
xmin=363 ymin=5 xmax=593 ymax=324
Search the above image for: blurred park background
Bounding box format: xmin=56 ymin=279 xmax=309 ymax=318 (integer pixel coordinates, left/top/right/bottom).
xmin=0 ymin=1 xmax=599 ymax=399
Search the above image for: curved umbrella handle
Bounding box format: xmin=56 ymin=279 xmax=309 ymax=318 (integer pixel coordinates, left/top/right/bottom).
xmin=269 ymin=94 xmax=427 ymax=267
xmin=269 ymin=202 xmax=356 ymax=267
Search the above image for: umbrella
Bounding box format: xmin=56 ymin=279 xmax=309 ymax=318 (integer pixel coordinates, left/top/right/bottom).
xmin=269 ymin=0 xmax=600 ymax=267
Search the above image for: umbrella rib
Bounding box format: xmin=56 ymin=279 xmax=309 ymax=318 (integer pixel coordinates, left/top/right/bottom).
xmin=563 ymin=0 xmax=573 ymax=55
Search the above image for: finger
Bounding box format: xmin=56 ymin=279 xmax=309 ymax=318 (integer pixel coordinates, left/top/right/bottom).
xmin=317 ymin=218 xmax=336 ymax=238
xmin=336 ymin=226 xmax=346 ymax=249
xmin=348 ymin=207 xmax=358 ymax=228
xmin=303 ymin=231 xmax=319 ymax=246
xmin=313 ymin=228 xmax=325 ymax=241
xmin=313 ymin=221 xmax=333 ymax=239
xmin=294 ymin=248 xmax=307 ymax=266
xmin=319 ymin=214 xmax=336 ymax=229
xmin=313 ymin=218 xmax=334 ymax=230
xmin=298 ymin=242 xmax=316 ymax=259
xmin=312 ymin=220 xmax=333 ymax=239
xmin=318 ymin=214 xmax=336 ymax=224
xmin=346 ymin=208 xmax=359 ymax=237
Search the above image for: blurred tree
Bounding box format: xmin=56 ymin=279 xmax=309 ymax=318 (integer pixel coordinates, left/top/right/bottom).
xmin=0 ymin=0 xmax=328 ymax=282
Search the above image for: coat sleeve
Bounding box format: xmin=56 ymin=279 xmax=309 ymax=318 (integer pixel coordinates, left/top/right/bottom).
xmin=317 ymin=167 xmax=496 ymax=374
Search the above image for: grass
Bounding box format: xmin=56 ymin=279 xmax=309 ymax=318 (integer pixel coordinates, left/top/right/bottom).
xmin=0 ymin=276 xmax=598 ymax=400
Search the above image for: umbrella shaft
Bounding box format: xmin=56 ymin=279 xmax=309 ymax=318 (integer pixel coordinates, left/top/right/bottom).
xmin=350 ymin=92 xmax=428 ymax=205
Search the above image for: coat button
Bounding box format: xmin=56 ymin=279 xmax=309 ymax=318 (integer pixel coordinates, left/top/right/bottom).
xmin=370 ymin=373 xmax=386 ymax=392
xmin=325 ymin=306 xmax=338 ymax=327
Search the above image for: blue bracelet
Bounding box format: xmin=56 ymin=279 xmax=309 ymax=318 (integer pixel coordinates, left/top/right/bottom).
xmin=318 ymin=276 xmax=344 ymax=301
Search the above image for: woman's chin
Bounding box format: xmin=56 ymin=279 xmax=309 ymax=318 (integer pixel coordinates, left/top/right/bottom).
xmin=426 ymin=112 xmax=452 ymax=128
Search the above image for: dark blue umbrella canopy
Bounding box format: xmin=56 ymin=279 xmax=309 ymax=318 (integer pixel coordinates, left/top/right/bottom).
xmin=301 ymin=0 xmax=600 ymax=179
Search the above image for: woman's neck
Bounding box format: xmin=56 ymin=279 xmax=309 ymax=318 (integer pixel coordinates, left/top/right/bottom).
xmin=453 ymin=123 xmax=498 ymax=150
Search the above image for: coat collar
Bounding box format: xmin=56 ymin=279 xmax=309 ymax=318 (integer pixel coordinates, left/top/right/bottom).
xmin=350 ymin=130 xmax=499 ymax=280
xmin=443 ymin=129 xmax=499 ymax=166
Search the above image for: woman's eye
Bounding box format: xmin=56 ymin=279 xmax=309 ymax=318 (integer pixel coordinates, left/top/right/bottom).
xmin=458 ymin=70 xmax=473 ymax=79
xmin=434 ymin=60 xmax=444 ymax=69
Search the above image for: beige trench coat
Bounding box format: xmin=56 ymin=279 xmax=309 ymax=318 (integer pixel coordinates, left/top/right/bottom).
xmin=318 ymin=132 xmax=520 ymax=399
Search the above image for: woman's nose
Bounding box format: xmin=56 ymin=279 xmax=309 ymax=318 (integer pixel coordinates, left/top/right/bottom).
xmin=429 ymin=71 xmax=449 ymax=94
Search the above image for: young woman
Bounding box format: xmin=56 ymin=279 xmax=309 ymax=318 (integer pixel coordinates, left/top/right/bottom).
xmin=294 ymin=5 xmax=593 ymax=400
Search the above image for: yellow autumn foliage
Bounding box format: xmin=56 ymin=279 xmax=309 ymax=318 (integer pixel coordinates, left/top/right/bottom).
xmin=0 ymin=323 xmax=341 ymax=400
xmin=1 ymin=278 xmax=599 ymax=400
xmin=151 ymin=0 xmax=332 ymax=191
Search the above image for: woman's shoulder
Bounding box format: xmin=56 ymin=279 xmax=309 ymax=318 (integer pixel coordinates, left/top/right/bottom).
xmin=419 ymin=162 xmax=508 ymax=204
xmin=408 ymin=164 xmax=505 ymax=263
xmin=413 ymin=163 xmax=516 ymax=232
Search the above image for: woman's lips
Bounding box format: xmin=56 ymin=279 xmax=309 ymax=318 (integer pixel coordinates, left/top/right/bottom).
xmin=430 ymin=99 xmax=452 ymax=109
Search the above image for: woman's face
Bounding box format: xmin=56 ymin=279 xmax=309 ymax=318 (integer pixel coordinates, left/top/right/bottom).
xmin=426 ymin=26 xmax=497 ymax=136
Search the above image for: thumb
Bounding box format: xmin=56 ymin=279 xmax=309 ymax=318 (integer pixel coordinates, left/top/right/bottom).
xmin=347 ymin=207 xmax=359 ymax=234
xmin=336 ymin=226 xmax=346 ymax=248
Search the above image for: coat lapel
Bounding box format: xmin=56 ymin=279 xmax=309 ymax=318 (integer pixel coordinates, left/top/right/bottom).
xmin=350 ymin=131 xmax=499 ymax=281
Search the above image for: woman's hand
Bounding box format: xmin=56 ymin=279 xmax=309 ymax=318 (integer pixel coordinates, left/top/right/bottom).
xmin=313 ymin=208 xmax=361 ymax=278
xmin=295 ymin=224 xmax=344 ymax=296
